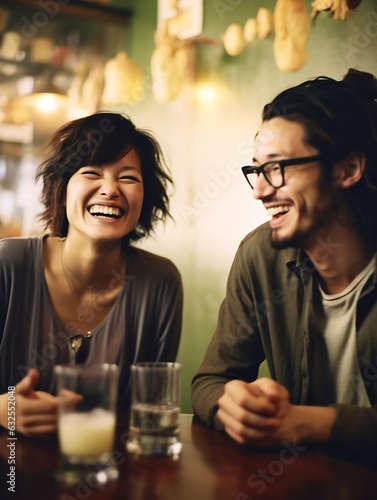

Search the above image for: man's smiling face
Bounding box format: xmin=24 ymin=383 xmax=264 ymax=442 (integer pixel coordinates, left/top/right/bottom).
xmin=252 ymin=117 xmax=337 ymax=250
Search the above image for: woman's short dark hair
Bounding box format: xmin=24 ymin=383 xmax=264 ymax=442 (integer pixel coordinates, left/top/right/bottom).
xmin=36 ymin=112 xmax=173 ymax=244
xmin=262 ymin=68 xmax=377 ymax=233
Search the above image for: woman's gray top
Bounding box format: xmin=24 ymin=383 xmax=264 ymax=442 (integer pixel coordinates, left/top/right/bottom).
xmin=0 ymin=236 xmax=183 ymax=410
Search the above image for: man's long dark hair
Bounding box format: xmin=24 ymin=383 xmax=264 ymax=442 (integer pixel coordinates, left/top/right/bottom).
xmin=262 ymin=68 xmax=377 ymax=235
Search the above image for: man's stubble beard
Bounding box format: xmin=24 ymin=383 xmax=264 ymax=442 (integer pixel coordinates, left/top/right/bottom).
xmin=270 ymin=229 xmax=306 ymax=250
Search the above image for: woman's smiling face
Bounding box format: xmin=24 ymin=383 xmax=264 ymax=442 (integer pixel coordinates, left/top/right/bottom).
xmin=65 ymin=148 xmax=144 ymax=243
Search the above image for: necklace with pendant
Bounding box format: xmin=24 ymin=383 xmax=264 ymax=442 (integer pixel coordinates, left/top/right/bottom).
xmin=69 ymin=331 xmax=93 ymax=363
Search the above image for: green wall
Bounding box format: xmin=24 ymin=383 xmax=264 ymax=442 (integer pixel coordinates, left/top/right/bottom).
xmin=113 ymin=0 xmax=377 ymax=413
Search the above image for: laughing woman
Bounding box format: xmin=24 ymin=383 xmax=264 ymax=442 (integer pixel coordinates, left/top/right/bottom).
xmin=0 ymin=112 xmax=183 ymax=437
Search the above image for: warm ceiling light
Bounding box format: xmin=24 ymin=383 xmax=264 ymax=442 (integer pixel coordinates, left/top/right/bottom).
xmin=195 ymin=83 xmax=219 ymax=104
xmin=32 ymin=93 xmax=64 ymax=114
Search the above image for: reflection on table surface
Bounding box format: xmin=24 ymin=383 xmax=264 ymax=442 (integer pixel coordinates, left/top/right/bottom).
xmin=1 ymin=414 xmax=377 ymax=500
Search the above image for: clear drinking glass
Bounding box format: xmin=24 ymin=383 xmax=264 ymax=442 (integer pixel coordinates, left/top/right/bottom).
xmin=55 ymin=363 xmax=119 ymax=485
xmin=126 ymin=362 xmax=182 ymax=456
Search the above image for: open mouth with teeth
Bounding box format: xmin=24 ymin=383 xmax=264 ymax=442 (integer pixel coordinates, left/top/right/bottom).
xmin=88 ymin=204 xmax=124 ymax=219
xmin=267 ymin=205 xmax=291 ymax=218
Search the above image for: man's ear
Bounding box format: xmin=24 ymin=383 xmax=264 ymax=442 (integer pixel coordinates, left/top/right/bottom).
xmin=332 ymin=152 xmax=365 ymax=188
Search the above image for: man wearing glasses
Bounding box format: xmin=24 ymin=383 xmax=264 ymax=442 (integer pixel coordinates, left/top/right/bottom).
xmin=192 ymin=68 xmax=377 ymax=462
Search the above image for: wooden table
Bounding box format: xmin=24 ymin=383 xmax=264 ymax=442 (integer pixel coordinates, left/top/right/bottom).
xmin=1 ymin=414 xmax=376 ymax=500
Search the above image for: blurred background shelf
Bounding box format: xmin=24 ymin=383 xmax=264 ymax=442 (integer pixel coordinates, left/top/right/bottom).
xmin=0 ymin=0 xmax=135 ymax=237
xmin=1 ymin=0 xmax=133 ymax=26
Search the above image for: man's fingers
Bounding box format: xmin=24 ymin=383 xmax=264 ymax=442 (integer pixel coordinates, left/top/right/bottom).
xmin=224 ymin=423 xmax=276 ymax=446
xmin=249 ymin=377 xmax=289 ymax=402
xmin=221 ymin=380 xmax=279 ymax=416
xmin=217 ymin=406 xmax=282 ymax=431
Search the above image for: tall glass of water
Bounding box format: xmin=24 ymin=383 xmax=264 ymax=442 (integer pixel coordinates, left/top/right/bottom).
xmin=55 ymin=363 xmax=119 ymax=485
xmin=126 ymin=362 xmax=182 ymax=456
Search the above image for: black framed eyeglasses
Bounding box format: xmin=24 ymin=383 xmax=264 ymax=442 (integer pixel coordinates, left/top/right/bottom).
xmin=241 ymin=155 xmax=323 ymax=189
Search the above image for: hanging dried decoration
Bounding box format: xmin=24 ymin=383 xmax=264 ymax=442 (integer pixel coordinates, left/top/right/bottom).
xmin=311 ymin=0 xmax=362 ymax=22
xmin=101 ymin=51 xmax=143 ymax=105
xmin=223 ymin=24 xmax=245 ymax=56
xmin=150 ymin=28 xmax=193 ymax=102
xmin=273 ymin=0 xmax=310 ymax=72
xmin=256 ymin=7 xmax=274 ymax=40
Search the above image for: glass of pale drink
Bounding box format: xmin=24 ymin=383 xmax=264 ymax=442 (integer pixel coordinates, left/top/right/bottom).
xmin=126 ymin=362 xmax=182 ymax=456
xmin=54 ymin=363 xmax=119 ymax=485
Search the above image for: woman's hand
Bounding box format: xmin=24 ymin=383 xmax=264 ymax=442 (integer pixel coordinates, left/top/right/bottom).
xmin=0 ymin=369 xmax=58 ymax=438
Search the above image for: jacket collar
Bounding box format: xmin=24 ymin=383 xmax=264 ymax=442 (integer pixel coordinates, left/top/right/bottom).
xmin=285 ymin=247 xmax=377 ymax=286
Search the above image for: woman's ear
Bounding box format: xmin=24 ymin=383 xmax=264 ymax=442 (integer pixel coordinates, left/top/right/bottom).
xmin=332 ymin=151 xmax=365 ymax=188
